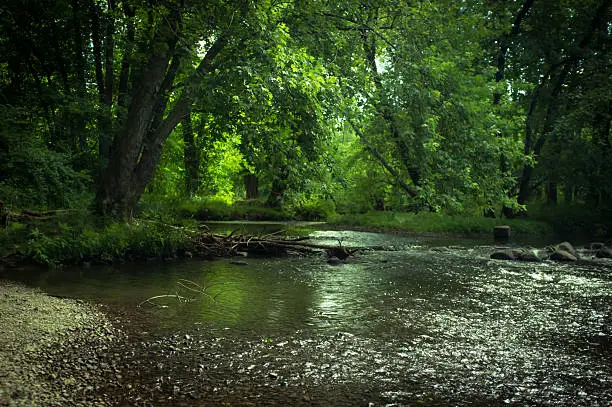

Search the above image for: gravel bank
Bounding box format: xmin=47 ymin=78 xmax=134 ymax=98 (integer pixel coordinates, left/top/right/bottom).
xmin=0 ymin=280 xmax=124 ymax=406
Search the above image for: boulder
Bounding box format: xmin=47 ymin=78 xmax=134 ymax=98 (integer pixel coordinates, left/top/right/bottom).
xmin=536 ymin=248 xmax=552 ymax=260
xmin=490 ymin=248 xmax=541 ymax=262
xmin=549 ymin=249 xmax=578 ymax=262
xmin=554 ymin=241 xmax=578 ymax=258
xmin=515 ymin=249 xmax=541 ymax=262
xmin=595 ymin=247 xmax=612 ymax=259
xmin=490 ymin=250 xmax=517 ymax=261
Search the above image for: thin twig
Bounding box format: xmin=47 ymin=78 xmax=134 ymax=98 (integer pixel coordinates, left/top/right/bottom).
xmin=137 ymin=294 xmax=190 ymax=307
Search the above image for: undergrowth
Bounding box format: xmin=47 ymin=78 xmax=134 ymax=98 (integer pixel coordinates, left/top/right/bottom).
xmin=0 ymin=214 xmax=195 ymax=267
xmin=328 ymin=211 xmax=554 ymax=236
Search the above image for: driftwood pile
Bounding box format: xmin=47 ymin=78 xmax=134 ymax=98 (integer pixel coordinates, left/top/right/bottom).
xmin=192 ymin=229 xmax=358 ymax=260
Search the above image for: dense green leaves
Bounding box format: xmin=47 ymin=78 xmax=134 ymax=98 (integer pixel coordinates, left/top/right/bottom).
xmin=0 ymin=0 xmax=609 ymax=219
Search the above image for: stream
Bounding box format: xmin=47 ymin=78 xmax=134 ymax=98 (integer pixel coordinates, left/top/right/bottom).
xmin=4 ymin=229 xmax=611 ymax=406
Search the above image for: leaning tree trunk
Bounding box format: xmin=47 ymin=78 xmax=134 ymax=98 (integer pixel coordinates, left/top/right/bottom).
xmin=95 ymin=16 xmax=228 ymax=217
xmin=95 ymin=53 xmax=173 ymax=217
xmin=362 ymin=30 xmax=422 ymax=188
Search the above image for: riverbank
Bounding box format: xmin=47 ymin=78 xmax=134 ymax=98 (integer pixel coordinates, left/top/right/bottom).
xmin=327 ymin=211 xmax=555 ymax=236
xmin=1 ymin=206 xmax=605 ymax=269
xmin=0 ymin=280 xmax=124 ymax=406
xmin=1 ymin=234 xmax=609 ymax=406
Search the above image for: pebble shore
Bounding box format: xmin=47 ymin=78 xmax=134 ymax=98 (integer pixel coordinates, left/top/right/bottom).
xmin=0 ymin=281 xmax=124 ymax=406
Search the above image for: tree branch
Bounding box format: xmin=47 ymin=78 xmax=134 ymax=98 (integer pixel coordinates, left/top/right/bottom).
xmin=349 ymin=121 xmax=418 ymax=198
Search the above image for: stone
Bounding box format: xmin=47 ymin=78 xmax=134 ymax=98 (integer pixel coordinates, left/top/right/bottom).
xmin=490 ymin=248 xmax=541 ymax=262
xmin=515 ymin=249 xmax=541 ymax=262
xmin=549 ymin=249 xmax=578 ymax=262
xmin=595 ymin=247 xmax=612 ymax=258
xmin=555 ymin=241 xmax=578 ymax=258
xmin=327 ymin=256 xmax=343 ymax=265
xmin=490 ymin=250 xmax=516 ymax=261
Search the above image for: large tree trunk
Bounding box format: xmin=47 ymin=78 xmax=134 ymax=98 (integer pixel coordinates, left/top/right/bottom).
xmin=494 ymin=0 xmax=534 ymax=216
xmin=515 ymin=0 xmax=609 ymax=209
xmin=95 ymin=56 xmax=173 ymax=216
xmin=95 ymin=17 xmax=228 ymax=217
xmin=516 ymin=64 xmax=568 ymax=207
xmin=244 ymin=173 xmax=259 ymax=200
xmin=546 ymin=181 xmax=558 ymax=205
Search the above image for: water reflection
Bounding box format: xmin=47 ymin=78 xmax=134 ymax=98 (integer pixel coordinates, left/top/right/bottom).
xmin=2 ymin=231 xmax=611 ymax=406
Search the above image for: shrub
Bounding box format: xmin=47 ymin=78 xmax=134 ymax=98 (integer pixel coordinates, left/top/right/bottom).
xmin=293 ymin=199 xmax=336 ymax=221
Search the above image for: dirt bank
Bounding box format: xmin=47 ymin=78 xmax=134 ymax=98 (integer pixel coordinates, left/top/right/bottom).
xmin=0 ymin=280 xmax=124 ymax=406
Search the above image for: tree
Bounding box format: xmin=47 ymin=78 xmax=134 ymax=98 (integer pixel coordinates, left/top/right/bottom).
xmin=288 ymin=0 xmax=516 ymax=212
xmin=500 ymin=0 xmax=611 ymax=208
xmin=95 ymin=1 xmax=255 ymax=217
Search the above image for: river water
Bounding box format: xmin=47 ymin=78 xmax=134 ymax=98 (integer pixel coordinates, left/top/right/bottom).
xmin=6 ymin=230 xmax=612 ymax=406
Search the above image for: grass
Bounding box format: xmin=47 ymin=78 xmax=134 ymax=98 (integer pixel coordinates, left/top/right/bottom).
xmin=0 ymin=214 xmax=196 ymax=267
xmin=8 ymin=197 xmax=600 ymax=268
xmin=138 ymin=195 xmax=335 ymax=222
xmin=327 ymin=211 xmax=555 ymax=236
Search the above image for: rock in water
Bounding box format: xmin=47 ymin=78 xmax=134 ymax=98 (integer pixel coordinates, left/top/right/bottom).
xmin=549 ymin=249 xmax=578 ymax=262
xmin=327 ymin=256 xmax=343 ymax=265
xmin=327 ymin=247 xmax=350 ymax=260
xmin=555 ymin=241 xmax=578 ymax=258
xmin=595 ymin=247 xmax=612 ymax=258
xmin=490 ymin=249 xmax=541 ymax=262
xmin=490 ymin=250 xmax=517 ymax=261
xmin=493 ymin=225 xmax=511 ymax=241
xmin=515 ymin=249 xmax=541 ymax=262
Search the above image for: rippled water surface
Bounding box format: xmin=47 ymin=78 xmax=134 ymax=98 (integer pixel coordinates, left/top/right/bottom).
xmin=6 ymin=230 xmax=611 ymax=406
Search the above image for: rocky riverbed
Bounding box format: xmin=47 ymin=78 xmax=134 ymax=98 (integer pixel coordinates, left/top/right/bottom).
xmin=1 ymin=232 xmax=610 ymax=407
xmin=0 ymin=280 xmax=125 ymax=406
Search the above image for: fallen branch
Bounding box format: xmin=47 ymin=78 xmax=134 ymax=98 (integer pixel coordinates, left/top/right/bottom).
xmin=138 ymin=278 xmax=226 ymax=308
xmin=190 ymin=229 xmax=362 ymax=259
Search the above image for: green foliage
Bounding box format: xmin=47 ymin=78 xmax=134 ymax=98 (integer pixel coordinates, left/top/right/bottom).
xmin=329 ymin=211 xmax=553 ymax=236
xmin=293 ymin=199 xmax=336 ymax=221
xmin=529 ymin=202 xmax=612 ymax=240
xmin=187 ymin=198 xmax=290 ymax=221
xmin=0 ymin=0 xmax=608 ymax=229
xmin=0 ymin=105 xmax=92 ymax=209
xmin=7 ymin=218 xmax=195 ymax=267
